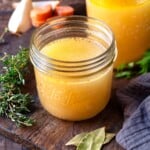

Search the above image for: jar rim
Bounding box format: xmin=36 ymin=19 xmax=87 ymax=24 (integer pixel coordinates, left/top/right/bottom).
xmin=87 ymin=0 xmax=148 ymax=8
xmin=30 ymin=15 xmax=117 ymax=76
xmin=31 ymin=15 xmax=115 ymax=62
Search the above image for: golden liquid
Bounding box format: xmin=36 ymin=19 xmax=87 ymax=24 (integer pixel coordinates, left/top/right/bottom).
xmin=86 ymin=0 xmax=150 ymax=66
xmin=35 ymin=37 xmax=113 ymax=121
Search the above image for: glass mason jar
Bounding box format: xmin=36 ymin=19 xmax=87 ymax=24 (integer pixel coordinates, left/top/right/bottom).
xmin=86 ymin=0 xmax=150 ymax=67
xmin=30 ymin=16 xmax=117 ymax=121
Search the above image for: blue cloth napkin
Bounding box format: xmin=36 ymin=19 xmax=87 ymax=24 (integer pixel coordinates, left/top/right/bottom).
xmin=116 ymin=73 xmax=150 ymax=150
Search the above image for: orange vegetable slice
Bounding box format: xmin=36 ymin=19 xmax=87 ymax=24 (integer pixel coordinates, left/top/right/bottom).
xmin=30 ymin=5 xmax=52 ymax=27
xmin=31 ymin=18 xmax=46 ymax=27
xmin=55 ymin=6 xmax=74 ymax=16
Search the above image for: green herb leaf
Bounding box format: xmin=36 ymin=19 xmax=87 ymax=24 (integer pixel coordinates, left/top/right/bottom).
xmin=66 ymin=133 xmax=86 ymax=146
xmin=103 ymin=133 xmax=115 ymax=144
xmin=0 ymin=47 xmax=35 ymax=126
xmin=66 ymin=127 xmax=115 ymax=150
xmin=77 ymin=134 xmax=94 ymax=150
xmin=115 ymin=49 xmax=150 ymax=79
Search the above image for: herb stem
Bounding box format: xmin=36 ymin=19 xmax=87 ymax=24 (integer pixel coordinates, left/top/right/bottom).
xmin=0 ymin=27 xmax=8 ymax=43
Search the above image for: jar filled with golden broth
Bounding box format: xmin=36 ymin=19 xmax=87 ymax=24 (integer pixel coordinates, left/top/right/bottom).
xmin=86 ymin=0 xmax=150 ymax=66
xmin=30 ymin=16 xmax=117 ymax=121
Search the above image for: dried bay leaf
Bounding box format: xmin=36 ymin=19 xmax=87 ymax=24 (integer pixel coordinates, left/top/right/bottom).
xmin=77 ymin=134 xmax=92 ymax=150
xmin=104 ymin=133 xmax=115 ymax=144
xmin=77 ymin=127 xmax=105 ymax=150
xmin=66 ymin=127 xmax=115 ymax=150
xmin=90 ymin=127 xmax=105 ymax=150
xmin=66 ymin=133 xmax=86 ymax=146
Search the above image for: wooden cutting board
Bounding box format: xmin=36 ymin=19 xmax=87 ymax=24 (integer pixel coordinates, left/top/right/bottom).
xmin=0 ymin=1 xmax=125 ymax=149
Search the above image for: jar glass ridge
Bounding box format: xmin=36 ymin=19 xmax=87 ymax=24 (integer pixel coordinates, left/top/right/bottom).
xmin=30 ymin=15 xmax=117 ymax=121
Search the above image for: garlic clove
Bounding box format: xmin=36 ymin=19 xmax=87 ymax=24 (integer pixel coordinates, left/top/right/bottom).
xmin=8 ymin=0 xmax=32 ymax=34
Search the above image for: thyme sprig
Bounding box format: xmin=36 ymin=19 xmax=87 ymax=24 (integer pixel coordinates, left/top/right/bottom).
xmin=0 ymin=47 xmax=35 ymax=126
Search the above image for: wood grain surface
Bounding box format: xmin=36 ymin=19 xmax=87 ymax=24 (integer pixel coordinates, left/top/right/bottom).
xmin=0 ymin=0 xmax=126 ymax=150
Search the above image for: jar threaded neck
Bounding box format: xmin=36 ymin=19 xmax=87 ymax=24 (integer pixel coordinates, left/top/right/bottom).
xmin=30 ymin=16 xmax=117 ymax=77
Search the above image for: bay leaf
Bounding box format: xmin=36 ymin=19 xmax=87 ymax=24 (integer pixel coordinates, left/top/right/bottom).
xmin=77 ymin=134 xmax=92 ymax=150
xmin=103 ymin=133 xmax=115 ymax=144
xmin=77 ymin=127 xmax=105 ymax=150
xmin=66 ymin=127 xmax=115 ymax=150
xmin=65 ymin=133 xmax=86 ymax=146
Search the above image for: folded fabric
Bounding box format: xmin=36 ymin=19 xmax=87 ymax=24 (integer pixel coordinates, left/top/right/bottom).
xmin=116 ymin=73 xmax=150 ymax=150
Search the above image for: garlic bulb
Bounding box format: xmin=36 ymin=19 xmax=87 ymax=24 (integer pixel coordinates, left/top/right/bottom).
xmin=8 ymin=0 xmax=32 ymax=34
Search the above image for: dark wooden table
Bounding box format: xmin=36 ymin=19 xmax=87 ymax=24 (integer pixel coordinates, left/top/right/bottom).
xmin=0 ymin=1 xmax=126 ymax=150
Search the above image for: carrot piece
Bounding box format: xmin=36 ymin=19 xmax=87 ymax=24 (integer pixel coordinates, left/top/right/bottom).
xmin=31 ymin=18 xmax=46 ymax=27
xmin=55 ymin=6 xmax=74 ymax=16
xmin=30 ymin=5 xmax=53 ymax=27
